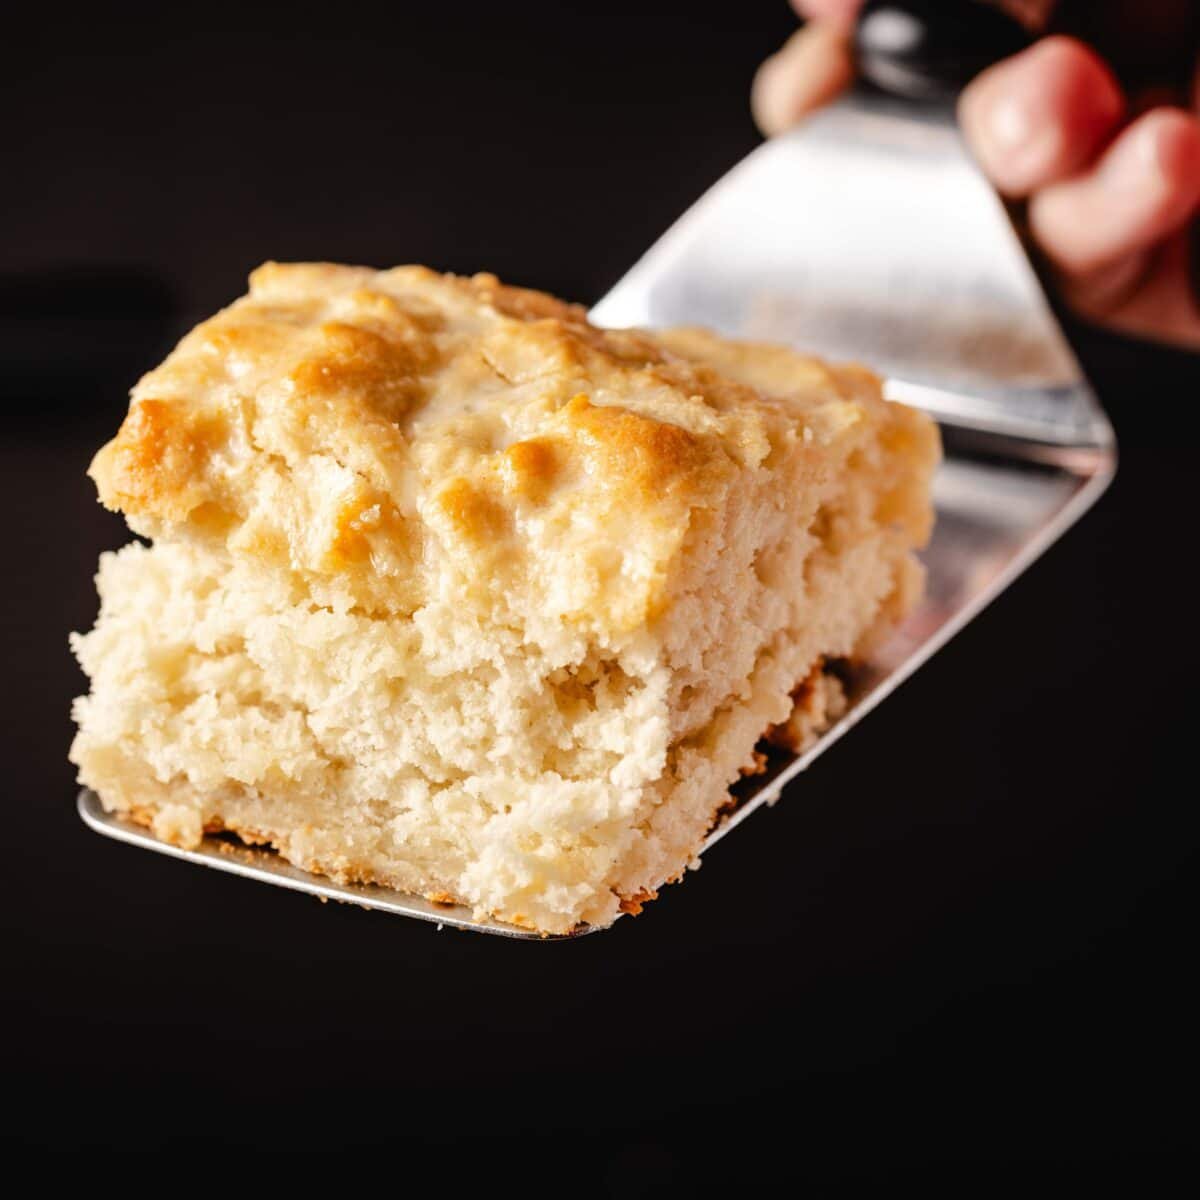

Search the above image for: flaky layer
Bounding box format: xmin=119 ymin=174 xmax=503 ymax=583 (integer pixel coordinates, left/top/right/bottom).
xmin=71 ymin=525 xmax=913 ymax=931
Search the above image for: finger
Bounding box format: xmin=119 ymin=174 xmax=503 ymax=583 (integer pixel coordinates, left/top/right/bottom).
xmin=1029 ymin=106 xmax=1200 ymax=276
xmin=958 ymin=36 xmax=1125 ymax=197
xmin=1060 ymin=231 xmax=1200 ymax=350
xmin=752 ymin=22 xmax=855 ymax=137
xmin=790 ymin=0 xmax=863 ymax=30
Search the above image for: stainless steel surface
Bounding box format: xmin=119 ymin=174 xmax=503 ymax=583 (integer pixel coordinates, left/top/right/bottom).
xmin=592 ymin=93 xmax=1112 ymax=450
xmin=78 ymin=89 xmax=1116 ymax=937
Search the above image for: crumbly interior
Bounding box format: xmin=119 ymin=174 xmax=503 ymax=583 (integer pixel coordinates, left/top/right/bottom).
xmin=70 ymin=263 xmax=938 ymax=933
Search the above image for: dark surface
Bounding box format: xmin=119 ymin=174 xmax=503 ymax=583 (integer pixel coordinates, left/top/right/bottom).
xmin=2 ymin=2 xmax=1197 ymax=1184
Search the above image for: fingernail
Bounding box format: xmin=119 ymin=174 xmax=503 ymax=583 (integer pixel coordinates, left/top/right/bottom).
xmin=1102 ymin=120 xmax=1167 ymax=189
xmin=994 ymin=86 xmax=1064 ymax=161
xmin=986 ymin=91 xmax=1038 ymax=151
xmin=972 ymin=81 xmax=1061 ymax=184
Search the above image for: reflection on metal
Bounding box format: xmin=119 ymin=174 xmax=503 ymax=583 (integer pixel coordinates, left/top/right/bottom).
xmin=78 ymin=91 xmax=1116 ymax=937
xmin=593 ymin=93 xmax=1111 ymax=450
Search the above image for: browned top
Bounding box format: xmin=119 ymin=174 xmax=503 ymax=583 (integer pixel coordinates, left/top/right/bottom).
xmin=90 ymin=262 xmax=935 ymax=628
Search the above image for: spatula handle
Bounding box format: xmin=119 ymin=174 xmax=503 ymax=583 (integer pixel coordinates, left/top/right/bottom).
xmin=854 ymin=1 xmax=1034 ymax=100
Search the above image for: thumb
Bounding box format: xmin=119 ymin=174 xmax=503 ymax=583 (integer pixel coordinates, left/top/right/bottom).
xmin=752 ymin=21 xmax=857 ymax=137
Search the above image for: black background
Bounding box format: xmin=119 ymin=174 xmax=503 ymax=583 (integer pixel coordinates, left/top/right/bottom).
xmin=2 ymin=1 xmax=1197 ymax=1184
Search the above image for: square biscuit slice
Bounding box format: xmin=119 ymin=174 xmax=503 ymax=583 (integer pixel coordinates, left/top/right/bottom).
xmin=70 ymin=262 xmax=939 ymax=934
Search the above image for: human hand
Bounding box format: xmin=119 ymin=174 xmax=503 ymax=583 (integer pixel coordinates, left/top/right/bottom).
xmin=752 ymin=1 xmax=1200 ymax=349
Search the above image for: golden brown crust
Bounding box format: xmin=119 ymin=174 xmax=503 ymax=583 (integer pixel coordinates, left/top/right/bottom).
xmin=557 ymin=393 xmax=719 ymax=502
xmin=88 ymin=261 xmax=934 ymax=631
xmin=94 ymin=399 xmax=223 ymax=525
xmin=617 ymin=888 xmax=658 ymax=916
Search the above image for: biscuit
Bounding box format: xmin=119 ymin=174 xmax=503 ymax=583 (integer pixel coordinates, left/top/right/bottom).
xmin=71 ymin=263 xmax=939 ymax=933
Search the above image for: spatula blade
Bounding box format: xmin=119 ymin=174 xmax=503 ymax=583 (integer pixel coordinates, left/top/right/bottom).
xmin=593 ymin=90 xmax=1116 ymax=860
xmin=592 ymin=92 xmax=1113 ymax=451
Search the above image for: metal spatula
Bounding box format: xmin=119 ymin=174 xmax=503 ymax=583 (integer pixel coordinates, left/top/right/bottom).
xmin=79 ymin=1 xmax=1116 ymax=936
